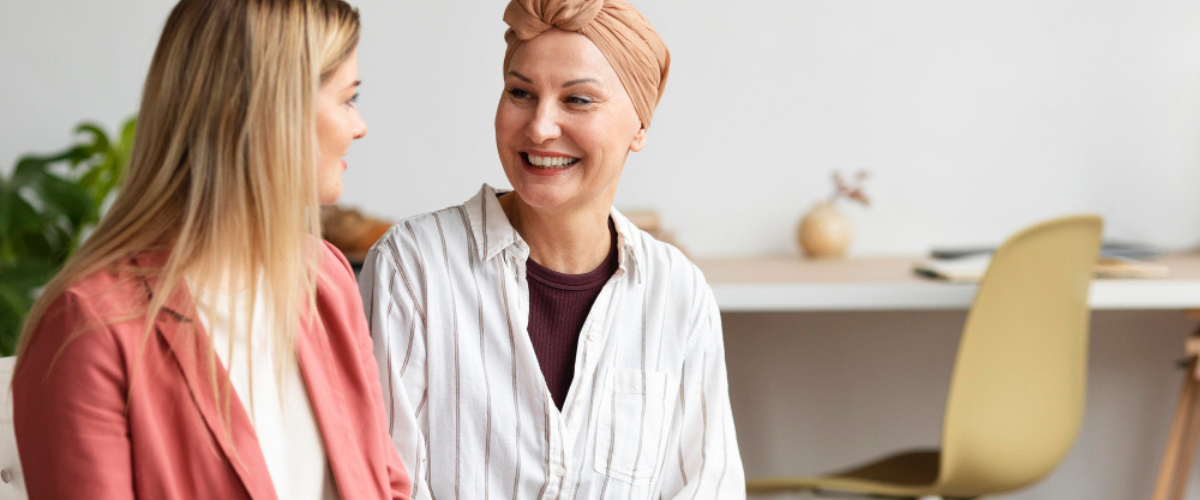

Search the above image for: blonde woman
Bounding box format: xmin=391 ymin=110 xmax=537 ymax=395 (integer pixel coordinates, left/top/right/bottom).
xmin=12 ymin=0 xmax=411 ymax=498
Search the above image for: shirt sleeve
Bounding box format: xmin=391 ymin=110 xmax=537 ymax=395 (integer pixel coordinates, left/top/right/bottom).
xmin=13 ymin=290 xmax=137 ymax=499
xmin=360 ymin=233 xmax=435 ymax=500
xmin=660 ymin=281 xmax=746 ymax=499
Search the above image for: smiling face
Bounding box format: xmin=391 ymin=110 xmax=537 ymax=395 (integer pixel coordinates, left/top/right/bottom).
xmin=495 ymin=29 xmax=647 ymax=213
xmin=315 ymin=50 xmax=367 ymax=204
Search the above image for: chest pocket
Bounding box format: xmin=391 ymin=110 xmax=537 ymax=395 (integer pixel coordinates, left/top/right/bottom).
xmin=593 ymin=368 xmax=672 ymax=485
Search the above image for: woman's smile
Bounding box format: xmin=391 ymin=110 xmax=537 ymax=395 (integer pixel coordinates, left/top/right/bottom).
xmin=522 ymin=151 xmax=581 ymax=176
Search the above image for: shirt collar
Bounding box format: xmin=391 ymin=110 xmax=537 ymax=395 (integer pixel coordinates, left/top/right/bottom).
xmin=463 ymin=184 xmax=524 ymax=263
xmin=462 ymin=183 xmax=645 ymax=284
xmin=609 ymin=206 xmax=645 ymax=284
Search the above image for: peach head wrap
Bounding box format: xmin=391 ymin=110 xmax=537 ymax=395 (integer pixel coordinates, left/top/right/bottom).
xmin=503 ymin=0 xmax=670 ymax=129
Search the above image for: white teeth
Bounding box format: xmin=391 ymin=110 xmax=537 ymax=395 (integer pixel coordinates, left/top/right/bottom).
xmin=528 ymin=154 xmax=579 ymax=168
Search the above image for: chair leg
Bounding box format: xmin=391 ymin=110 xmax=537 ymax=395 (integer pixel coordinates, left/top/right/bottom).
xmin=1152 ymin=322 xmax=1200 ymax=500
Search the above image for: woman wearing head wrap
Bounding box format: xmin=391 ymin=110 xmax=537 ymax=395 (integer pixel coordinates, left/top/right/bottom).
xmin=359 ymin=0 xmax=745 ymax=498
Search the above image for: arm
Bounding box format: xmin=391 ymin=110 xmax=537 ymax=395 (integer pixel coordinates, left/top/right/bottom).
xmin=357 ymin=237 xmax=434 ymax=500
xmin=660 ymin=284 xmax=746 ymax=499
xmin=324 ymin=240 xmax=414 ymax=500
xmin=13 ymin=290 xmax=137 ymax=499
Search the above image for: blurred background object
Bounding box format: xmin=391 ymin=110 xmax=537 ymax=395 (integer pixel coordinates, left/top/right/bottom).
xmin=0 ymin=118 xmax=135 ymax=356
xmin=797 ymin=170 xmax=869 ymax=259
xmin=621 ymin=208 xmax=685 ymax=256
xmin=320 ymin=204 xmax=392 ymax=265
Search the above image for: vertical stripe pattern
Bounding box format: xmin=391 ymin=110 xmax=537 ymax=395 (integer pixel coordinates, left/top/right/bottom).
xmin=360 ymin=185 xmax=745 ymax=500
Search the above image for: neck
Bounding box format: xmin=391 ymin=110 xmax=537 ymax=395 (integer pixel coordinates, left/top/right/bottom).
xmin=500 ymin=193 xmax=612 ymax=274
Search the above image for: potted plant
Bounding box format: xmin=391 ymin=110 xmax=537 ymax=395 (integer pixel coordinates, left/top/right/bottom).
xmin=0 ymin=118 xmax=135 ymax=355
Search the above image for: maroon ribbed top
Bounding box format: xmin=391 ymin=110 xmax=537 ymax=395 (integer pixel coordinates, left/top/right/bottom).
xmin=526 ymin=220 xmax=619 ymax=409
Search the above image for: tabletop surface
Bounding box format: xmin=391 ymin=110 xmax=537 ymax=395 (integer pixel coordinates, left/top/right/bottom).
xmin=692 ymin=253 xmax=1200 ymax=312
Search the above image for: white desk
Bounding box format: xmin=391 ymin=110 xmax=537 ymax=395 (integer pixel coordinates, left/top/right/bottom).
xmin=694 ymin=253 xmax=1200 ymax=312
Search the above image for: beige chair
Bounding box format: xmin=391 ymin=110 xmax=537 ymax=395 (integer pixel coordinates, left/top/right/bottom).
xmin=0 ymin=357 xmax=26 ymax=500
xmin=748 ymin=215 xmax=1103 ymax=499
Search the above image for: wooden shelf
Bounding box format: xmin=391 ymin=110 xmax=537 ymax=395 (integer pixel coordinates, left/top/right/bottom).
xmin=693 ymin=253 xmax=1200 ymax=312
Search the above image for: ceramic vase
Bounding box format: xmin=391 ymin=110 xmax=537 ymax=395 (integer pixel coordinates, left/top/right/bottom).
xmin=797 ymin=202 xmax=852 ymax=258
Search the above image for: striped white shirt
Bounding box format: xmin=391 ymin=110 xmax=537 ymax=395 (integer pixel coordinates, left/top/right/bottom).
xmin=359 ymin=184 xmax=745 ymax=500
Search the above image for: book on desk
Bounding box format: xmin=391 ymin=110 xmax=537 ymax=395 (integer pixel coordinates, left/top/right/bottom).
xmin=915 ymin=242 xmax=1170 ymax=282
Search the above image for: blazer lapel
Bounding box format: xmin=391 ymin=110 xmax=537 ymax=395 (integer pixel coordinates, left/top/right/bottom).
xmin=134 ymin=253 xmax=278 ymax=500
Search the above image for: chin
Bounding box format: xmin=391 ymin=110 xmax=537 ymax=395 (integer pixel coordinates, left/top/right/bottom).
xmin=514 ymin=185 xmax=576 ymax=209
xmin=319 ymin=189 xmax=342 ymax=205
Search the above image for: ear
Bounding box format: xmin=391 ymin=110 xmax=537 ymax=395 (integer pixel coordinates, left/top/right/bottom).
xmin=629 ymin=127 xmax=648 ymax=152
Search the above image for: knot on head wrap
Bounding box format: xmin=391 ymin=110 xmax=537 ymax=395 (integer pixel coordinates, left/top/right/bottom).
xmin=503 ymin=0 xmax=670 ymax=129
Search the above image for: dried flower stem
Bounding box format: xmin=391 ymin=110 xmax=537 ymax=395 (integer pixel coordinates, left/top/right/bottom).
xmin=827 ymin=170 xmax=871 ymax=207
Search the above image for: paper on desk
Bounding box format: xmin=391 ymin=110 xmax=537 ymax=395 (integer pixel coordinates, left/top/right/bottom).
xmin=913 ymin=255 xmax=1171 ymax=282
xmin=914 ymin=254 xmax=992 ymax=282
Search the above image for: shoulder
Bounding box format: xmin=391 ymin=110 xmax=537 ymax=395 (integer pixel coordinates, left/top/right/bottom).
xmin=317 ymin=237 xmax=356 ymax=291
xmin=17 ymin=266 xmax=145 ymax=381
xmin=621 ymin=218 xmax=710 ymax=295
xmin=618 ymin=219 xmax=720 ymax=350
xmin=315 ymin=239 xmax=375 ymax=322
xmin=51 ymin=264 xmax=150 ymax=330
xmin=365 ymin=205 xmax=470 ymax=270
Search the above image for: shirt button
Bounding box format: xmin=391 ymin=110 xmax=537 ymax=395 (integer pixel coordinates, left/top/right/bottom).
xmin=1 ymin=468 xmax=12 ymax=483
xmin=554 ymin=465 xmax=567 ymax=477
xmin=587 ymin=332 xmax=597 ymax=341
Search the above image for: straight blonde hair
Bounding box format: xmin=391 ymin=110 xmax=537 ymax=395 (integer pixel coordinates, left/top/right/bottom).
xmin=16 ymin=0 xmax=361 ymax=419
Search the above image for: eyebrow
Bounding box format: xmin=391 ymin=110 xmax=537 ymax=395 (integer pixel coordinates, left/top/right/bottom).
xmin=507 ymin=71 xmax=599 ymax=88
xmin=562 ymin=77 xmax=599 ymax=88
xmin=344 ymin=80 xmax=361 ymax=91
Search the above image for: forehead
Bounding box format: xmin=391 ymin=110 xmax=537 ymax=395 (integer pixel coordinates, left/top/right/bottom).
xmin=324 ymin=50 xmax=359 ymax=87
xmin=507 ymin=29 xmax=618 ymax=84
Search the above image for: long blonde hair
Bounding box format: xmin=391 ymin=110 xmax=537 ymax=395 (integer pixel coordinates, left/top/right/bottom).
xmin=16 ymin=0 xmax=360 ymax=399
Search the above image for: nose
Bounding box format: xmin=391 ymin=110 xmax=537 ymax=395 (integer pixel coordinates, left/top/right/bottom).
xmin=353 ymin=110 xmax=368 ymax=140
xmin=525 ymin=101 xmax=560 ymax=144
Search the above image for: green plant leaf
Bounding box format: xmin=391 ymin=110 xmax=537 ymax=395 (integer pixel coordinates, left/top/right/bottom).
xmin=0 ymin=116 xmax=137 ymax=354
xmin=0 ymin=179 xmax=13 ymax=241
xmin=14 ymin=147 xmax=92 ymax=183
xmin=74 ymin=123 xmax=112 ymax=157
xmin=119 ymin=118 xmax=137 ymax=154
xmin=31 ymin=172 xmax=95 ymax=229
xmin=0 ymin=293 xmax=26 ymax=357
xmin=0 ymin=262 xmax=58 ymax=356
xmin=0 ymin=195 xmax=49 ymax=263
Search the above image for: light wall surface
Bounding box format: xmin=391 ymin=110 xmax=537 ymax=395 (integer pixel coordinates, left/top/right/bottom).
xmin=3 ymin=0 xmax=1199 ymax=256
xmin=4 ymin=1 xmax=1200 ymax=499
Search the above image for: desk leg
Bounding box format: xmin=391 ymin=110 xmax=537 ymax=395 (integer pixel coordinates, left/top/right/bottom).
xmin=1152 ymin=314 xmax=1200 ymax=500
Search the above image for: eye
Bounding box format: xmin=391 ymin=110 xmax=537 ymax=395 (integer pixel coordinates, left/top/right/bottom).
xmin=506 ymin=88 xmax=532 ymax=100
xmin=347 ymin=93 xmax=359 ymax=105
xmin=565 ymin=95 xmax=593 ymax=105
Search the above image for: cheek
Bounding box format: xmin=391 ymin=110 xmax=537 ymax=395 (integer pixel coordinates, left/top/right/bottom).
xmin=316 ymin=113 xmax=335 ymax=152
xmin=495 ymin=107 xmax=520 ymax=141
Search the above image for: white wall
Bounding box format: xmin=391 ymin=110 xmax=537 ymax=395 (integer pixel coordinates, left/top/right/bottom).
xmin=4 ymin=1 xmax=1200 ymax=499
xmin=3 ymin=0 xmax=1199 ymax=256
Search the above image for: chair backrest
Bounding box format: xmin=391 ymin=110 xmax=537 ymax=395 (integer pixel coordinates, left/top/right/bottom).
xmin=0 ymin=357 xmax=26 ymax=500
xmin=936 ymin=215 xmax=1102 ymax=497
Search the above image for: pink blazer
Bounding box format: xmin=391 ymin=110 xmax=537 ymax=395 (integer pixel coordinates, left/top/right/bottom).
xmin=13 ymin=242 xmax=412 ymax=499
